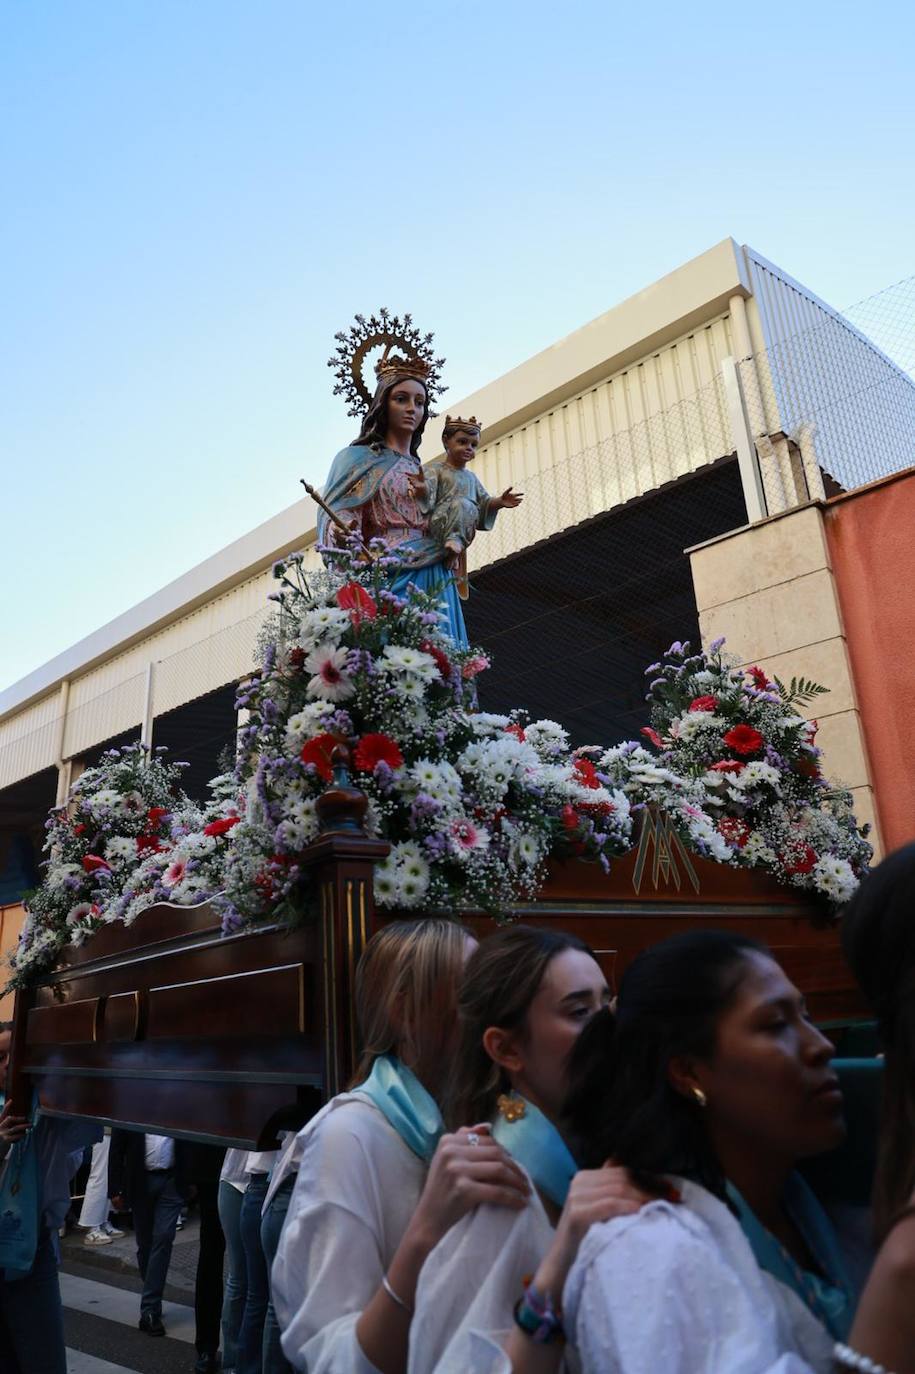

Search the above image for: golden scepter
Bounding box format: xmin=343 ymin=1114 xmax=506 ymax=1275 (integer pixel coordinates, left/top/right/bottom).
xmin=300 ymin=479 xmax=381 ymax=563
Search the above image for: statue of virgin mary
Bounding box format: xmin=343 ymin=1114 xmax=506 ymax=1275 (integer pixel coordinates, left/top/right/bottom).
xmin=319 ymin=312 xmax=468 ymax=646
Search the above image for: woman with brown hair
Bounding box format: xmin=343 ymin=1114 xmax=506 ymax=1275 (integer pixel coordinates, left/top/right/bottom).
xmin=408 ymin=925 xmax=649 ymax=1374
xmin=836 ymin=841 xmax=915 ymax=1373
xmin=271 ymin=917 xmax=528 ymax=1374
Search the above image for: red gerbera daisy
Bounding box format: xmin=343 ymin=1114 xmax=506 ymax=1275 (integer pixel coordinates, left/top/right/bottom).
xmin=689 ymin=695 xmax=718 ymax=713
xmin=353 ymin=733 xmax=404 ymax=773
xmin=300 ymin=734 xmax=341 ymax=783
xmin=722 ymin=724 xmax=764 ymax=756
xmin=747 ymin=665 xmax=770 ymax=690
xmin=203 ymin=815 xmax=242 ymax=837
xmin=574 ymin=758 xmax=601 ymax=790
xmin=82 ymin=854 xmax=111 ymax=873
xmin=136 ymin=833 xmax=164 ymax=854
xmin=709 ymin=759 xmax=745 ymax=775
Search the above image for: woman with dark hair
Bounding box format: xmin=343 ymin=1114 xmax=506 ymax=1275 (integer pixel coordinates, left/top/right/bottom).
xmin=319 ymin=364 xmax=468 ymax=644
xmin=836 ymin=841 xmax=915 ymax=1372
xmin=489 ymin=930 xmax=854 ymax=1374
xmin=271 ymin=918 xmax=529 ymax=1374
xmin=408 ymin=926 xmax=649 ymax=1374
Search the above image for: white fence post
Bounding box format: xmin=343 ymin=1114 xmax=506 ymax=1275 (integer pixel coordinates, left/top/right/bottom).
xmin=721 ymin=356 xmax=767 ymax=524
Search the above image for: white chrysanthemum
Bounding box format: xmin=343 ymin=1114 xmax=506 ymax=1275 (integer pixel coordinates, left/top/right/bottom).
xmin=395 ymin=673 xmax=427 ymax=702
xmin=378 ymin=645 xmax=439 ymax=680
xmin=470 ymin=713 xmax=512 ymax=736
xmin=812 ymin=855 xmax=857 ymax=902
xmin=730 ymin=761 xmax=781 ymax=791
xmin=180 ymin=832 xmax=219 ymax=856
xmin=524 ymin=719 xmax=570 ymax=757
xmin=104 ymin=836 xmax=136 ymax=864
xmin=47 ymin=863 xmax=81 ymax=890
xmin=373 ymin=862 xmax=400 ymax=907
xmin=88 ymin=787 xmax=122 ymax=813
xmin=297 ymin=606 xmax=350 ymax=649
xmin=690 ymin=670 xmax=716 ymax=688
xmin=742 ymin=833 xmax=778 ymax=866
xmin=672 ymin=711 xmax=722 ymax=743
xmin=284 ymin=702 xmax=334 ymax=750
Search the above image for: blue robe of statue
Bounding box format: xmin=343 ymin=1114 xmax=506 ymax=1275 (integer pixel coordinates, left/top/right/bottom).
xmin=319 ymin=443 xmax=468 ymax=647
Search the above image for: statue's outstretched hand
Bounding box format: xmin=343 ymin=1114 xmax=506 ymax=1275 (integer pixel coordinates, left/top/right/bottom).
xmin=498 ymin=487 xmax=523 ymax=509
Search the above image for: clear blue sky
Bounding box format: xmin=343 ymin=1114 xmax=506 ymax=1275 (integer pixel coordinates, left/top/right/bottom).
xmin=2 ymin=0 xmax=913 ymax=691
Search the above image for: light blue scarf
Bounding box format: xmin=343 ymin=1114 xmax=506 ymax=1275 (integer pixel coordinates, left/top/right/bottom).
xmin=492 ymin=1095 xmax=577 ymax=1208
xmin=727 ymin=1174 xmax=855 ymax=1341
xmin=353 ymin=1054 xmax=443 ymax=1163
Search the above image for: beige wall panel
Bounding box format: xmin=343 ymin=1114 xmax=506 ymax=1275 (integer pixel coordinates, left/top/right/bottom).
xmin=690 ymin=506 xmax=831 ymax=612
xmin=697 ymin=568 xmax=844 ymax=664
xmin=467 ymin=315 xmax=736 ymax=574
xmin=814 ymin=711 xmax=873 ymax=792
xmin=0 ymin=691 xmax=62 ymax=787
xmin=727 ymin=640 xmax=859 ymax=718
xmin=62 ymin=671 xmax=146 ymax=758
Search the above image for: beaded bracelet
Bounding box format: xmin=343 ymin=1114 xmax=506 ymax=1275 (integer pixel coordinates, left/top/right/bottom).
xmin=513 ymin=1280 xmax=565 ymax=1345
xmin=834 ymin=1341 xmax=897 ymax=1374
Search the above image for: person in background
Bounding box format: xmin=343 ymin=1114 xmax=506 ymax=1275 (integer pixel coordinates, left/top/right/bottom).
xmin=108 ymin=1128 xmax=194 ymax=1337
xmin=0 ymin=1096 xmax=102 ymax=1372
xmin=219 ymin=1146 xmax=250 ymax=1373
xmin=77 ymin=1132 xmax=125 ymax=1246
xmin=187 ymin=1142 xmax=227 ymax=1374
xmin=0 ymin=1021 xmax=11 ymax=1109
xmin=838 ymin=842 xmax=915 ymax=1373
xmin=272 ymin=917 xmax=529 ymax=1374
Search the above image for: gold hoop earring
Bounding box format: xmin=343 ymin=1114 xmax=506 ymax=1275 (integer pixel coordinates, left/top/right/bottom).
xmin=691 ymin=1087 xmax=707 ymax=1108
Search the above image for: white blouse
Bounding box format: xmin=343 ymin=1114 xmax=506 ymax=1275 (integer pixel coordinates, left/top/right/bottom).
xmin=272 ymin=1092 xmax=428 ymax=1374
xmin=467 ymin=1179 xmax=835 ymax=1374
xmin=408 ymin=1178 xmax=555 ymax=1374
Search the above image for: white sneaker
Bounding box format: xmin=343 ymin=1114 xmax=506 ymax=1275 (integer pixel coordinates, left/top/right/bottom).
xmin=84 ymin=1228 xmax=114 ymax=1246
xmin=102 ymin=1220 xmax=125 ymax=1238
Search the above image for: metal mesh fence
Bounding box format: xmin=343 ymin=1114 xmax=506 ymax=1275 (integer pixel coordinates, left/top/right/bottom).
xmin=737 ymin=275 xmax=915 ymax=503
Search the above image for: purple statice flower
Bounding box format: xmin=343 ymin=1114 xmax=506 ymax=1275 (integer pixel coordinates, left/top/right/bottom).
xmin=411 ymin=793 xmax=442 ymax=822
xmin=648 ymin=678 xmax=667 ymax=691
xmin=263 ymin=643 xmax=277 ymax=673
xmin=423 ymin=833 xmax=449 ymax=859
xmin=373 ymin=760 xmax=396 ymax=794
xmin=765 ymin=746 xmax=785 ymax=770
xmin=644 ymin=662 xmax=663 ymax=676
xmin=419 ymin=612 xmax=440 ymax=627
xmin=667 ymin=641 xmax=689 ymax=657
xmin=709 ymin=636 xmax=726 ymax=653
xmin=326 ymin=709 xmax=354 ymax=735
xmin=220 ymin=906 xmax=245 ymax=937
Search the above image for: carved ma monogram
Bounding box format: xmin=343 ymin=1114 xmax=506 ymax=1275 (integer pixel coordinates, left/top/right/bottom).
xmin=632 ymin=811 xmax=701 ymax=895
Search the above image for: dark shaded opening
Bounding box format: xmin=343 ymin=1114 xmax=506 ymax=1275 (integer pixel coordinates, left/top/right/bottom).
xmin=0 ymin=766 xmax=58 ymax=903
xmin=152 ymin=683 xmax=238 ymax=803
xmin=464 ymin=458 xmax=747 ymax=744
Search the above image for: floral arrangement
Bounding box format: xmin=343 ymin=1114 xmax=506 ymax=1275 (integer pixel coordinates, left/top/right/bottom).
xmin=10 ymin=744 xmax=191 ymax=987
xmin=214 ymin=541 xmax=634 ymax=932
xmin=626 ymin=639 xmax=872 ymax=902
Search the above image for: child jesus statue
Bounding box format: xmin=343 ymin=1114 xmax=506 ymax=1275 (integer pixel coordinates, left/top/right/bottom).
xmin=412 ymin=416 xmax=523 ymax=598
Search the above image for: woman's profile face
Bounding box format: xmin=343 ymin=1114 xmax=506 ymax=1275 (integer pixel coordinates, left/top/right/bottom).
xmin=694 ymin=952 xmax=845 ymax=1163
xmin=385 ymin=379 xmax=427 ymax=438
xmin=505 ymin=948 xmax=609 ymax=1120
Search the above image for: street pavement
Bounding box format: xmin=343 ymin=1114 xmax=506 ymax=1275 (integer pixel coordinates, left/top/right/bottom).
xmin=59 ymin=1213 xmax=205 ymax=1373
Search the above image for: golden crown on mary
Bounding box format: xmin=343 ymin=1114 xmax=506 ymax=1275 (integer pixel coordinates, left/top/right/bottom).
xmin=328 ymin=307 xmax=447 ymax=418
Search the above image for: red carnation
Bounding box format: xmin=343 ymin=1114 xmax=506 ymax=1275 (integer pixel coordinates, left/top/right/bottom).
xmin=722 ymin=724 xmax=764 ymax=756
xmin=561 ymin=804 xmax=580 ymax=831
xmin=72 ymin=822 xmax=86 ymax=836
xmin=709 ymin=759 xmax=745 ymax=775
xmin=783 ymin=844 xmax=817 ymax=876
xmin=203 ymin=816 xmax=242 ymax=837
xmin=136 ymin=833 xmax=164 ymax=854
xmin=288 ymin=646 xmax=306 ymax=668
xmin=581 ymin=799 xmax=614 ymax=818
xmin=337 ymin=582 xmax=377 ymax=626
xmin=689 ymin=695 xmax=718 ymax=713
xmin=420 ymin=639 xmax=453 ymax=680
xmin=300 ymin=734 xmax=341 ymax=783
xmin=82 ymin=854 xmax=110 ymax=873
xmin=795 ymin=755 xmax=821 ymax=780
xmin=574 ymin=758 xmax=601 ymax=790
xmin=747 ymin=666 xmax=770 ymax=690
xmin=353 ymin=733 xmax=403 ymax=773
xmin=505 ymin=723 xmax=526 ymax=742
xmin=641 ymin=726 xmax=663 ymax=749
xmin=717 ymin=817 xmax=751 ymax=849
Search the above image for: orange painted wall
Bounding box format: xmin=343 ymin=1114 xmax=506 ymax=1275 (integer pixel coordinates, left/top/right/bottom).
xmin=0 ymin=904 xmax=25 ymax=1019
xmin=824 ymin=468 xmax=915 ymax=854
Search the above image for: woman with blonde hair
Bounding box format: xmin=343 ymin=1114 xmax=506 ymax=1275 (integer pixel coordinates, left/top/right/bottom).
xmin=271 ymin=917 xmax=529 ymax=1374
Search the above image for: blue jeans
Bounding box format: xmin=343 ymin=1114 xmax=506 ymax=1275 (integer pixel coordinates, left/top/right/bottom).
xmin=219 ymin=1180 xmax=246 ymax=1372
xmin=0 ymin=1225 xmax=67 ymax=1374
xmin=260 ymin=1174 xmax=295 ymax=1374
xmin=237 ymin=1173 xmax=270 ymax=1374
xmin=132 ymin=1168 xmax=184 ymax=1318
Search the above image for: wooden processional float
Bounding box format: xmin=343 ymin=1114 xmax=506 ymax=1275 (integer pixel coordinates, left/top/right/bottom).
xmin=8 ymin=764 xmax=866 ymax=1149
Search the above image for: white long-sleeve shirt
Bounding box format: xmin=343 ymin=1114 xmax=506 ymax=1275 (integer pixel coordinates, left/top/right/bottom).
xmin=467 ymin=1179 xmax=835 ymax=1374
xmin=273 ymin=1093 xmax=427 ymax=1374
xmin=409 ymin=1174 xmax=554 ymax=1374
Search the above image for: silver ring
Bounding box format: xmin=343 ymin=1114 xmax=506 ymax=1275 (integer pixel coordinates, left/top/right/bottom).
xmin=467 ymin=1131 xmax=481 ymax=1147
